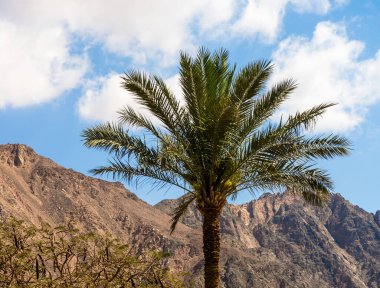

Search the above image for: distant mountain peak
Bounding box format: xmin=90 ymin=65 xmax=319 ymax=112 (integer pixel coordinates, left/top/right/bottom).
xmin=0 ymin=144 xmax=41 ymax=168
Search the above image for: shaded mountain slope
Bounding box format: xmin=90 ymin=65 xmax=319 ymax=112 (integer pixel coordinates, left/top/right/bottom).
xmin=0 ymin=144 xmax=379 ymax=287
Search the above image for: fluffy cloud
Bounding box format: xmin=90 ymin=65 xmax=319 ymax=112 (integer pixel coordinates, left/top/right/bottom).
xmin=0 ymin=0 xmax=236 ymax=67
xmin=271 ymin=22 xmax=380 ymax=132
xmin=1 ymin=0 xmax=344 ymax=65
xmin=0 ymin=19 xmax=87 ymax=109
xmin=232 ymin=0 xmax=341 ymax=42
xmin=0 ymin=0 xmax=234 ymax=110
xmin=0 ymin=0 xmax=346 ymax=111
xmin=78 ymin=74 xmax=130 ymax=122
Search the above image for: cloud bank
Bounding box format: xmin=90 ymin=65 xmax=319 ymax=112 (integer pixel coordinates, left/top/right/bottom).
xmin=4 ymin=0 xmax=377 ymax=134
xmin=0 ymin=20 xmax=87 ymax=109
xmin=0 ymin=0 xmax=342 ymax=108
xmin=271 ymin=22 xmax=380 ymax=132
xmin=232 ymin=0 xmax=336 ymax=42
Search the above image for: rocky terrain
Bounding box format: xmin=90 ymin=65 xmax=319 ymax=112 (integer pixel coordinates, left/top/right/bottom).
xmin=0 ymin=144 xmax=379 ymax=287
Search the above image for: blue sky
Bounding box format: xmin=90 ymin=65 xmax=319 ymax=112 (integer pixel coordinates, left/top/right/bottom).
xmin=0 ymin=0 xmax=379 ymax=212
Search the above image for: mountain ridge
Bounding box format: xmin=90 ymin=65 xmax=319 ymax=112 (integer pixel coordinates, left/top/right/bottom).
xmin=0 ymin=144 xmax=379 ymax=287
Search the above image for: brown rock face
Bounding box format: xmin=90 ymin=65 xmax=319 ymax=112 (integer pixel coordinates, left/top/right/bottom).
xmin=157 ymin=194 xmax=380 ymax=287
xmin=375 ymin=211 xmax=380 ymax=227
xmin=1 ymin=144 xmax=379 ymax=287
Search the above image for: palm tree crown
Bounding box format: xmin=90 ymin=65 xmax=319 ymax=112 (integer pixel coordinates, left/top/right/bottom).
xmin=82 ymin=48 xmax=350 ymax=288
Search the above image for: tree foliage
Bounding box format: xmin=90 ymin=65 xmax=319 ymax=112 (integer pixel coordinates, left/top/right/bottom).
xmin=0 ymin=217 xmax=185 ymax=287
xmin=82 ymin=47 xmax=351 ymax=287
xmin=82 ymin=48 xmax=350 ymax=228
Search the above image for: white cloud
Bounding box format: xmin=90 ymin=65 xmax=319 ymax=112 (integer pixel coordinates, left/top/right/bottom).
xmin=78 ymin=74 xmax=129 ymax=122
xmin=231 ymin=0 xmax=340 ymax=42
xmin=271 ymin=21 xmax=380 ymax=132
xmin=0 ymin=0 xmax=347 ymax=111
xmin=78 ymin=73 xmax=183 ymax=122
xmin=232 ymin=0 xmax=288 ymax=42
xmin=0 ymin=0 xmax=236 ymax=67
xmin=196 ymin=0 xmax=236 ymax=36
xmin=1 ymin=0 xmax=345 ymax=65
xmin=0 ymin=19 xmax=87 ymax=109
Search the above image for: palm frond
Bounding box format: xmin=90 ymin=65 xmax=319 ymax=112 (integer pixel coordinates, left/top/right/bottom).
xmin=170 ymin=193 xmax=196 ymax=234
xmin=237 ymin=161 xmax=333 ymax=205
xmin=180 ymin=49 xmax=209 ymax=129
xmin=118 ymin=106 xmax=164 ymax=140
xmin=274 ymin=134 xmax=351 ymax=161
xmin=283 ymin=103 xmax=336 ymax=135
xmin=238 ymin=79 xmax=297 ymax=136
xmin=81 ymin=122 xmax=156 ymax=160
xmin=91 ymin=158 xmax=190 ymax=192
xmin=121 ymin=71 xmax=184 ymax=138
xmin=245 ymin=134 xmax=351 ymax=165
xmin=232 ymin=60 xmax=273 ymax=114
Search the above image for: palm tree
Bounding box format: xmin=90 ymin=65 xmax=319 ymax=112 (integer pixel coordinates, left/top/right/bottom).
xmin=82 ymin=48 xmax=350 ymax=288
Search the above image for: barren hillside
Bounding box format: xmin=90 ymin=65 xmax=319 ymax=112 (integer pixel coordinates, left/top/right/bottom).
xmin=0 ymin=144 xmax=379 ymax=287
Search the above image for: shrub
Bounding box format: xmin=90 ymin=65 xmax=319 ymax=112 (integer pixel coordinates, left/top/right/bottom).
xmin=0 ymin=217 xmax=185 ymax=287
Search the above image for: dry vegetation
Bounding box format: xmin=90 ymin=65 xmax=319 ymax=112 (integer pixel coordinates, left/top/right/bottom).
xmin=0 ymin=217 xmax=186 ymax=287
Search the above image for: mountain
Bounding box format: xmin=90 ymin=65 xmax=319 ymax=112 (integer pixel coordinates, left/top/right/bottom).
xmin=0 ymin=144 xmax=379 ymax=287
xmin=0 ymin=144 xmax=201 ymax=274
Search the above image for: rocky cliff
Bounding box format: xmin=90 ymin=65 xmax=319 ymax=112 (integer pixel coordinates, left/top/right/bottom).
xmin=0 ymin=144 xmax=379 ymax=287
xmin=157 ymin=191 xmax=380 ymax=287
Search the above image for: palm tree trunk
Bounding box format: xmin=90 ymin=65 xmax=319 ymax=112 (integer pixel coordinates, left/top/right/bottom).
xmin=202 ymin=207 xmax=221 ymax=288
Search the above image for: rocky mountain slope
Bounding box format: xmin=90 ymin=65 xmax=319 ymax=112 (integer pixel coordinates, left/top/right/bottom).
xmin=0 ymin=144 xmax=201 ymax=273
xmin=0 ymin=144 xmax=379 ymax=287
